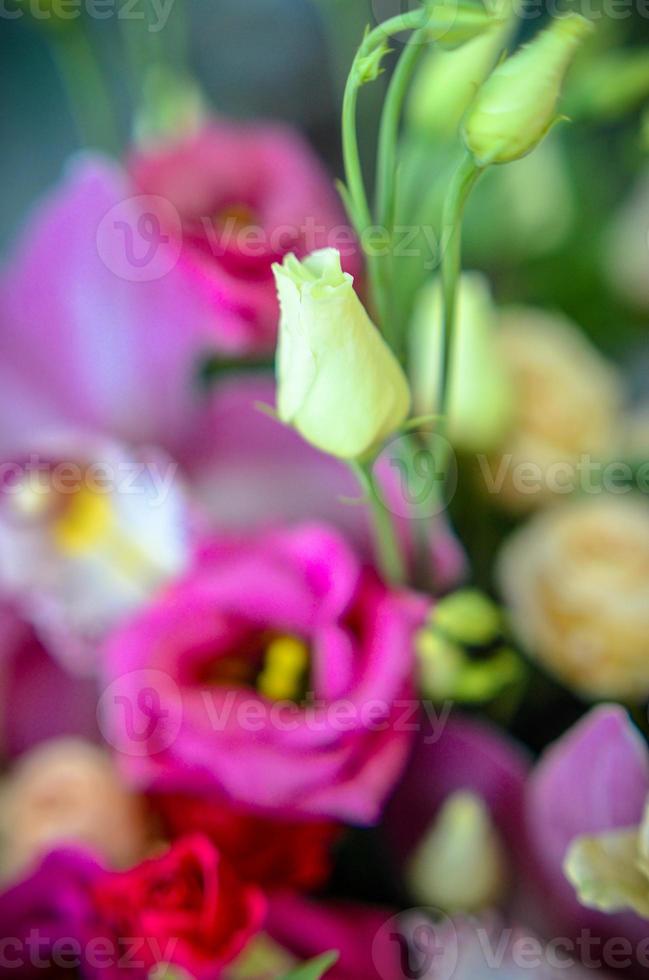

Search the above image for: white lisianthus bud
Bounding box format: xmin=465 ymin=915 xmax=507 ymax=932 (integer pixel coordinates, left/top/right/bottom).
xmin=410 ymin=272 xmax=513 ymax=452
xmin=407 ymin=791 xmax=508 ymax=913
xmin=463 ymin=13 xmax=594 ymax=166
xmin=273 ymin=249 xmax=411 ymax=460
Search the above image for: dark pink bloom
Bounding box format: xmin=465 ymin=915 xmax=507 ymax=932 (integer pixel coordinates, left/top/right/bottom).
xmin=129 ymin=119 xmax=359 ymax=354
xmin=0 ymin=847 xmax=103 ymax=979
xmin=102 ymin=524 xmax=427 ymax=824
xmin=0 ymin=603 xmax=99 ymax=758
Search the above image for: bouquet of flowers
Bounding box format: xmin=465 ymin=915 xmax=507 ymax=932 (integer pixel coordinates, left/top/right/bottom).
xmin=2 ymin=1 xmax=649 ymax=977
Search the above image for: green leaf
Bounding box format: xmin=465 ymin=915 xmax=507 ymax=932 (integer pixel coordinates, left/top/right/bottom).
xmin=279 ymin=951 xmax=339 ymax=980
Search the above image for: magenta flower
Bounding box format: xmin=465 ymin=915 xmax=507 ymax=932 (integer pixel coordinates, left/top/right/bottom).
xmin=0 ymin=847 xmax=103 ymax=979
xmin=101 ymin=524 xmax=427 ymax=824
xmin=0 ymin=603 xmax=98 ymax=757
xmin=128 ymin=119 xmax=360 ymax=355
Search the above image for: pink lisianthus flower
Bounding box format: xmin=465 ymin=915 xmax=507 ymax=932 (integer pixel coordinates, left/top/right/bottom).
xmin=102 ymin=524 xmax=428 ymax=825
xmin=128 ymin=119 xmax=360 ymax=354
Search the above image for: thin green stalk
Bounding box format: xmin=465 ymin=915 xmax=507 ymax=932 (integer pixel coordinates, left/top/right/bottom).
xmin=352 ymin=460 xmax=407 ymax=586
xmin=341 ymin=9 xmax=427 ymax=332
xmin=375 ymin=32 xmax=427 ymax=235
xmin=374 ymin=28 xmax=428 ymax=349
xmin=50 ymin=26 xmax=120 ymax=152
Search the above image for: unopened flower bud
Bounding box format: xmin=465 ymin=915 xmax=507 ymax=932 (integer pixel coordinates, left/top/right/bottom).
xmin=407 ymin=791 xmax=508 ymax=912
xmin=273 ymin=249 xmax=410 ymax=460
xmin=410 ymin=272 xmax=513 ymax=452
xmin=409 ymin=0 xmax=516 ymax=137
xmin=463 ymin=13 xmax=594 ymax=166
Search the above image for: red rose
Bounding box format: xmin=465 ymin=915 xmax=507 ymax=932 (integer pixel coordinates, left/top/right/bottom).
xmin=92 ymin=835 xmax=265 ymax=979
xmin=153 ymin=794 xmax=341 ymax=891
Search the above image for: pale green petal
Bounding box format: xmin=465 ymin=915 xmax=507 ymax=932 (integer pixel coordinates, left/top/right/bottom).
xmin=463 ymin=14 xmax=593 ymax=165
xmin=564 ymin=828 xmax=649 ymax=918
xmin=273 ymin=249 xmax=411 ymax=460
xmin=407 ymin=791 xmax=508 ymax=913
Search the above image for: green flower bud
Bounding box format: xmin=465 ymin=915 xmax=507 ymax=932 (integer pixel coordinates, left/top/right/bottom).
xmin=410 ymin=272 xmax=514 ymax=452
xmin=355 ymin=35 xmax=392 ymax=86
xmin=273 ymin=249 xmax=411 ymax=460
xmin=463 ymin=13 xmax=594 ymax=166
xmin=417 ymin=588 xmax=524 ymax=705
xmin=409 ymin=0 xmax=517 ymax=137
xmin=422 ymin=0 xmax=505 ymax=50
xmin=434 ymin=588 xmax=502 ymax=646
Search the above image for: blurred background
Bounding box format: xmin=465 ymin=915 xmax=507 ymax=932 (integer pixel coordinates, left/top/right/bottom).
xmin=3 ymin=0 xmax=649 ymax=358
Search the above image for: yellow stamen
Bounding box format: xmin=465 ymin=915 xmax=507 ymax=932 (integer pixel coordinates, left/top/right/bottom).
xmin=53 ymin=487 xmax=112 ymax=554
xmin=257 ymin=635 xmax=309 ymax=702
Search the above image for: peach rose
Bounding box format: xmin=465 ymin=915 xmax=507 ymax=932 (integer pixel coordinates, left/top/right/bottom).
xmin=0 ymin=737 xmax=150 ymax=881
xmin=483 ymin=308 xmax=623 ymax=511
xmin=497 ymin=495 xmax=649 ymax=700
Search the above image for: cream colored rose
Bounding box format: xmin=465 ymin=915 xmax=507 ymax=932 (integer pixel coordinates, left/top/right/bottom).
xmin=485 ymin=308 xmax=623 ymax=510
xmin=497 ymin=495 xmax=649 ymax=700
xmin=0 ymin=738 xmax=150 ymax=881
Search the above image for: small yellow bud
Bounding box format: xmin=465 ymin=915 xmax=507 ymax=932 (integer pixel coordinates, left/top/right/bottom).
xmin=273 ymin=249 xmax=411 ymax=460
xmin=463 ymin=13 xmax=594 ymax=166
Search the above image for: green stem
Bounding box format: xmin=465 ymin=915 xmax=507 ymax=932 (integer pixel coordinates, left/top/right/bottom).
xmin=352 ymin=460 xmax=407 ymax=586
xmin=375 ymin=31 xmax=426 ymax=236
xmin=341 ymin=9 xmax=427 ymax=332
xmin=50 ymin=27 xmax=120 ymax=153
xmin=374 ymin=27 xmax=428 ymax=349
xmin=439 ymin=152 xmax=483 ymax=425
